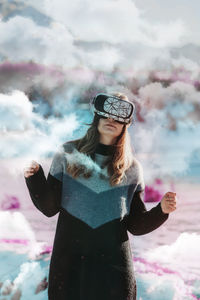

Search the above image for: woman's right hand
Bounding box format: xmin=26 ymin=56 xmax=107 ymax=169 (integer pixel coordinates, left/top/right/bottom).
xmin=24 ymin=161 xmax=40 ymax=178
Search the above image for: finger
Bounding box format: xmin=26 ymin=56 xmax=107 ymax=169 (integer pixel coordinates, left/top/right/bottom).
xmin=169 ymin=204 xmax=176 ymax=209
xmin=165 ymin=197 xmax=175 ymax=201
xmin=167 ymin=201 xmax=176 ymax=206
xmin=166 ymin=195 xmax=177 ymax=201
xmin=168 ymin=204 xmax=176 ymax=210
xmin=29 ymin=161 xmax=36 ymax=167
xmin=166 ymin=197 xmax=175 ymax=201
xmin=170 ymin=206 xmax=176 ymax=211
xmin=24 ymin=170 xmax=34 ymax=175
xmin=32 ymin=162 xmax=38 ymax=168
xmin=169 ymin=202 xmax=176 ymax=207
xmin=24 ymin=173 xmax=34 ymax=178
xmin=166 ymin=193 xmax=175 ymax=198
xmin=166 ymin=199 xmax=176 ymax=203
xmin=30 ymin=167 xmax=37 ymax=171
xmin=166 ymin=192 xmax=176 ymax=196
xmin=24 ymin=164 xmax=35 ymax=170
xmin=24 ymin=167 xmax=35 ymax=173
xmin=32 ymin=161 xmax=39 ymax=168
xmin=24 ymin=172 xmax=34 ymax=176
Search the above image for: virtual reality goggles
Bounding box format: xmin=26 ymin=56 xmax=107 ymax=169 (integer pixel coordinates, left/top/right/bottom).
xmin=90 ymin=93 xmax=135 ymax=124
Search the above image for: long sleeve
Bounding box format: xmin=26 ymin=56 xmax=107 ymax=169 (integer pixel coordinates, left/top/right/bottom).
xmin=24 ymin=150 xmax=64 ymax=217
xmin=127 ymin=190 xmax=169 ymax=235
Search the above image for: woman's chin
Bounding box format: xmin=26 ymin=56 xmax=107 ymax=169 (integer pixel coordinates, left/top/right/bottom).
xmin=104 ymin=127 xmax=116 ymax=133
xmin=102 ymin=129 xmax=114 ymax=135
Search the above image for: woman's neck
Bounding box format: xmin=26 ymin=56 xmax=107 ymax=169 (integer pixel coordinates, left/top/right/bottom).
xmin=99 ymin=136 xmax=116 ymax=145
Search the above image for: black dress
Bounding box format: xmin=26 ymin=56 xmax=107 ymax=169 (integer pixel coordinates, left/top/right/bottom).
xmin=25 ymin=141 xmax=169 ymax=300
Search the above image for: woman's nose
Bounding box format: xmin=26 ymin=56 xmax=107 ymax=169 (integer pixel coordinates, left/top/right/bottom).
xmin=107 ymin=117 xmax=115 ymax=122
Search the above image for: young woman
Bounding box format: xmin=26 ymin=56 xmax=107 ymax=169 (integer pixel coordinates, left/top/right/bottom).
xmin=24 ymin=92 xmax=177 ymax=300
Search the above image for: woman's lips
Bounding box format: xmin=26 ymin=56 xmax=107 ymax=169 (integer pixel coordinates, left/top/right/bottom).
xmin=105 ymin=124 xmax=116 ymax=129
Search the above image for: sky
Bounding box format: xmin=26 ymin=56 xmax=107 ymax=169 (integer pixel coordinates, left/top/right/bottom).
xmin=0 ymin=0 xmax=200 ymax=182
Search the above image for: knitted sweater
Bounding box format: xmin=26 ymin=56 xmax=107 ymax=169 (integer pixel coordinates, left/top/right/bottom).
xmin=25 ymin=141 xmax=169 ymax=235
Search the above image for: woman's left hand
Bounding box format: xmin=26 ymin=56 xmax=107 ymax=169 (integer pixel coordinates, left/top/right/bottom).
xmin=160 ymin=192 xmax=177 ymax=214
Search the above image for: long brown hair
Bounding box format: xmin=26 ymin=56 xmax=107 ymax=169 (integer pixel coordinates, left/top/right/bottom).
xmin=65 ymin=92 xmax=135 ymax=186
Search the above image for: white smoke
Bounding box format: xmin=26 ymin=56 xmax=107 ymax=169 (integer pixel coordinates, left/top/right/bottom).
xmin=0 ymin=90 xmax=79 ymax=164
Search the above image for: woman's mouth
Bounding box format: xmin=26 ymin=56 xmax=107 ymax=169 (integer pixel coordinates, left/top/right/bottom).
xmin=105 ymin=124 xmax=116 ymax=129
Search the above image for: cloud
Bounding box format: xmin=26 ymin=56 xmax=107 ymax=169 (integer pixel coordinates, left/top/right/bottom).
xmin=0 ymin=1 xmax=199 ymax=77
xmin=0 ymin=90 xmax=34 ymax=131
xmin=0 ymin=16 xmax=77 ymax=67
xmin=0 ymin=90 xmax=79 ymax=162
xmin=138 ymin=81 xmax=200 ymax=119
xmin=134 ymin=0 xmax=200 ymax=46
xmin=38 ymin=0 xmax=186 ymax=47
xmin=0 ymin=0 xmax=200 ymax=181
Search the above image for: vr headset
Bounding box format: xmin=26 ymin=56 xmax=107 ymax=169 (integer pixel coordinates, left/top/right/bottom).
xmin=90 ymin=93 xmax=135 ymax=124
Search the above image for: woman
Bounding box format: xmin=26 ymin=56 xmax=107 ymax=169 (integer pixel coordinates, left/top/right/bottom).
xmin=24 ymin=92 xmax=177 ymax=300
